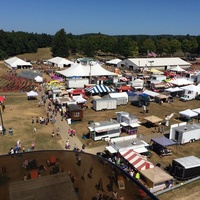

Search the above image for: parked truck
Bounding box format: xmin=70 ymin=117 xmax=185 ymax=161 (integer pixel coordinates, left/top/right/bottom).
xmin=92 ymin=98 xmax=117 ymax=111
xmin=127 ymin=91 xmax=150 ymax=107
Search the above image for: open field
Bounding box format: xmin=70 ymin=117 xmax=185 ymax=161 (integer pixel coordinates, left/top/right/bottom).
xmin=0 ymin=49 xmax=200 ymax=199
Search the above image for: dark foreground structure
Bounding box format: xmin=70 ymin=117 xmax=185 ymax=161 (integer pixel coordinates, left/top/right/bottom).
xmin=0 ymin=150 xmax=159 ymax=200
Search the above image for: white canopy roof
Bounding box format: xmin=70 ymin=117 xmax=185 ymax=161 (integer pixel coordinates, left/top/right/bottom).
xmin=165 ymin=87 xmax=183 ymax=92
xmin=143 ymin=90 xmax=159 ymax=97
xmin=48 ymin=57 xmax=73 ymax=68
xmin=27 ymin=91 xmax=38 ymax=97
xmin=34 ymin=75 xmax=43 ymax=83
xmin=180 ymin=84 xmax=200 ymax=92
xmin=106 ymin=58 xmax=122 ymax=65
xmin=169 ymin=78 xmax=193 ymax=86
xmin=179 ymin=109 xmax=198 ymax=118
xmin=4 ymin=57 xmax=32 ymax=69
xmin=56 ymin=62 xmax=117 ymax=77
xmin=192 ymin=108 xmax=200 ymax=114
xmin=72 ymin=95 xmax=87 ymax=103
xmin=170 ymin=65 xmax=186 ymax=72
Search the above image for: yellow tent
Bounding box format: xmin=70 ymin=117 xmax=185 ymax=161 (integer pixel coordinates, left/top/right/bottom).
xmin=150 ymin=68 xmax=164 ymax=75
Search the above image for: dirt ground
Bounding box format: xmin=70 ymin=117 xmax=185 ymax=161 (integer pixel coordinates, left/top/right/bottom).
xmin=1 ymin=59 xmax=200 ymax=200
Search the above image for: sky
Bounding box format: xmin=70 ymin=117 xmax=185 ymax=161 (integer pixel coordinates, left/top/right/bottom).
xmin=1 ymin=0 xmax=200 ymax=36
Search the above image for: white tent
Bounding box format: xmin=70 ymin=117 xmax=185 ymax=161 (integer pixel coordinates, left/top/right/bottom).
xmin=169 ymin=78 xmax=193 ymax=86
xmin=106 ymin=58 xmax=122 ymax=65
xmin=170 ymin=65 xmax=186 ymax=72
xmin=56 ymin=62 xmax=117 ymax=77
xmin=73 ymin=95 xmax=87 ymax=103
xmin=4 ymin=57 xmax=32 ymax=69
xmin=192 ymin=108 xmax=200 ymax=114
xmin=48 ymin=57 xmax=73 ymax=68
xmin=27 ymin=91 xmax=38 ymax=97
xmin=34 ymin=76 xmax=43 ymax=83
xmin=165 ymin=87 xmax=183 ymax=92
xmin=179 ymin=109 xmax=198 ymax=118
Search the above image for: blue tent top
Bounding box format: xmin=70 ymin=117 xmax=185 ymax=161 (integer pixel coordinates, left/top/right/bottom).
xmin=85 ymin=84 xmax=114 ymax=94
xmin=151 ymin=136 xmax=177 ymax=147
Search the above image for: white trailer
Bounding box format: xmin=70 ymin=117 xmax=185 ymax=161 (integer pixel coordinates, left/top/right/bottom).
xmin=92 ymin=98 xmax=117 ymax=111
xmin=88 ymin=120 xmax=121 ymax=141
xmin=67 ymin=78 xmax=89 ymax=88
xmin=108 ymin=92 xmax=128 ymax=105
xmin=170 ymin=123 xmax=200 ymax=144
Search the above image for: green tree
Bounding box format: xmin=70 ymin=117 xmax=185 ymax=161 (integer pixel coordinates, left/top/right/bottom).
xmin=156 ymin=38 xmax=170 ymax=55
xmin=141 ymin=38 xmax=156 ymax=55
xmin=169 ymin=39 xmax=181 ymax=55
xmin=51 ymin=29 xmax=69 ymax=57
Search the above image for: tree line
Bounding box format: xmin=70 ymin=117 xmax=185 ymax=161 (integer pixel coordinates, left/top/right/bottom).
xmin=0 ymin=28 xmax=200 ymax=60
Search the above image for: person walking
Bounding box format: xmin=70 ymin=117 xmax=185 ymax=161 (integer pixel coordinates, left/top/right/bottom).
xmin=56 ymin=127 xmax=60 ymax=137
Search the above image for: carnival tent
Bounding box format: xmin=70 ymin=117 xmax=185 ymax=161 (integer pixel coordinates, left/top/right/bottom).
xmin=151 ymin=136 xmax=177 ymax=147
xmin=179 ymin=109 xmax=198 ymax=118
xmin=56 ymin=62 xmax=117 ymax=77
xmin=85 ymin=84 xmax=114 ymax=94
xmin=48 ymin=57 xmax=73 ymax=68
xmin=4 ymin=57 xmax=32 ymax=69
xmin=120 ymin=149 xmax=154 ymax=171
xmin=165 ymin=87 xmax=183 ymax=92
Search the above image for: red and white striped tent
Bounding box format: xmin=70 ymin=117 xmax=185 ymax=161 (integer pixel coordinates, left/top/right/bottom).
xmin=120 ymin=149 xmax=154 ymax=171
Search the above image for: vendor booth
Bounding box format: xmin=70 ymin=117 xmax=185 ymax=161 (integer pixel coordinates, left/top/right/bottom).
xmin=179 ymin=109 xmax=198 ymax=121
xmin=150 ymin=136 xmax=177 ymax=157
xmin=26 ymin=91 xmax=38 ymax=100
xmin=139 ymin=166 xmax=174 ymax=193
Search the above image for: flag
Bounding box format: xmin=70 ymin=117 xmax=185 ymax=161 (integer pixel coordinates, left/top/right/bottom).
xmin=148 ymin=52 xmax=157 ymax=57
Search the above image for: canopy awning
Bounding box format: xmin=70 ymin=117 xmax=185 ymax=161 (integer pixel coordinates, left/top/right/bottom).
xmin=120 ymin=149 xmax=154 ymax=171
xmin=105 ymin=146 xmax=117 ymax=154
xmin=144 ymin=115 xmax=162 ymax=123
xmin=179 ymin=109 xmax=198 ymax=118
xmin=151 ymin=136 xmax=177 ymax=147
xmin=85 ymin=84 xmax=114 ymax=94
xmin=121 ymin=122 xmax=140 ymax=127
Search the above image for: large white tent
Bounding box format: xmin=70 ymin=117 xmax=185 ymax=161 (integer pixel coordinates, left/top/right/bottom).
xmin=169 ymin=78 xmax=193 ymax=86
xmin=4 ymin=57 xmax=32 ymax=69
xmin=56 ymin=62 xmax=117 ymax=77
xmin=48 ymin=57 xmax=73 ymax=68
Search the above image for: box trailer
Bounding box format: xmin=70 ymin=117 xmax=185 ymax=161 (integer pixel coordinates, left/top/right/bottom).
xmin=88 ymin=120 xmax=121 ymax=141
xmin=108 ymin=92 xmax=128 ymax=105
xmin=67 ymin=104 xmax=83 ymax=121
xmin=92 ymin=98 xmax=117 ymax=111
xmin=67 ymin=78 xmax=89 ymax=88
xmin=170 ymin=156 xmax=200 ymax=180
xmin=169 ymin=123 xmax=200 ymax=144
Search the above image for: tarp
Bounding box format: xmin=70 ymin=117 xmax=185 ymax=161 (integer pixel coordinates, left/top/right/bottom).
xmin=144 ymin=115 xmax=162 ymax=123
xmin=139 ymin=166 xmax=173 ymax=185
xmin=85 ymin=85 xmax=114 ymax=94
xmin=179 ymin=109 xmax=198 ymax=118
xmin=120 ymin=149 xmax=154 ymax=171
xmin=151 ymin=136 xmax=177 ymax=147
xmin=27 ymin=91 xmax=38 ymax=97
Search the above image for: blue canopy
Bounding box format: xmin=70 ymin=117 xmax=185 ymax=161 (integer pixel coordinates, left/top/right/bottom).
xmin=151 ymin=136 xmax=177 ymax=147
xmin=85 ymin=84 xmax=114 ymax=94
